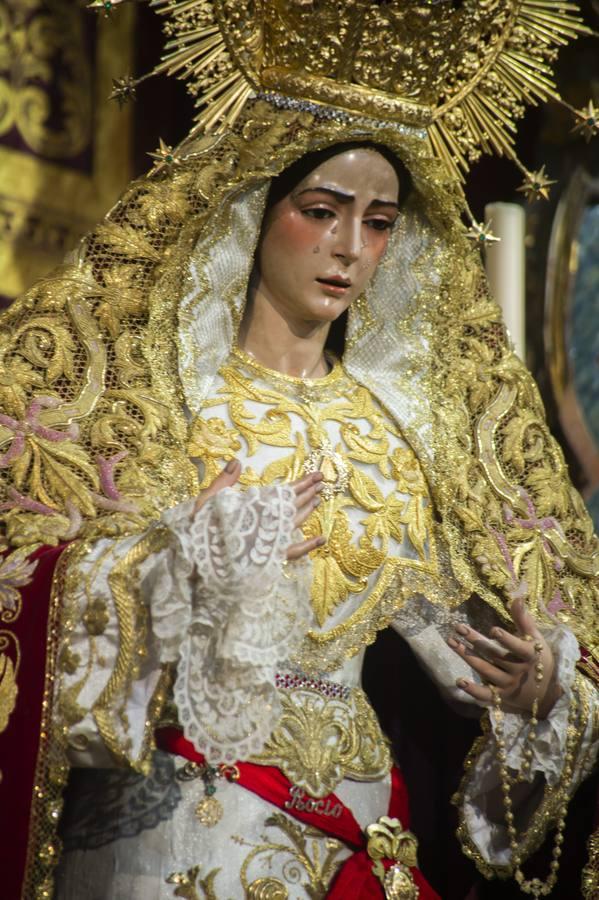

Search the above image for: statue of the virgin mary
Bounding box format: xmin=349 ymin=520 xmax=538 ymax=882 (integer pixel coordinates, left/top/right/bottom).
xmin=0 ymin=2 xmax=597 ymax=898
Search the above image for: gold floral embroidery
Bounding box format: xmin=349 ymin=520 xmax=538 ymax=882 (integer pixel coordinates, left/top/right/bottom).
xmin=166 ymin=865 xmax=222 ymax=900
xmin=251 ymin=685 xmax=390 ymax=797
xmin=237 ymin=813 xmax=346 ymax=899
xmin=0 ymin=547 xmax=38 ymax=623
xmin=0 ymin=547 xmax=38 ymax=745
xmin=193 ymin=349 xmax=437 ymax=630
xmin=187 ymin=416 xmax=241 ymax=484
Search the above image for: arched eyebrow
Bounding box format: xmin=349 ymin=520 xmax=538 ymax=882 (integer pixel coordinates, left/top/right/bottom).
xmin=294 ymin=186 xmax=399 ymax=210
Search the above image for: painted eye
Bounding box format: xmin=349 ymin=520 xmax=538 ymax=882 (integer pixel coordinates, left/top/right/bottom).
xmin=366 ymin=218 xmax=393 ymax=231
xmin=303 ymin=208 xmax=335 ymax=219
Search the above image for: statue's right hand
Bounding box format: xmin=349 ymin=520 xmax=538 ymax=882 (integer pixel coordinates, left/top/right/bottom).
xmin=193 ymin=459 xmax=243 ymax=513
xmin=193 ymin=463 xmax=324 ymax=561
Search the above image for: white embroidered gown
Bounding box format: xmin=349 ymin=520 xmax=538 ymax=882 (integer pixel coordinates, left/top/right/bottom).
xmin=54 ymin=349 xmax=598 ymax=900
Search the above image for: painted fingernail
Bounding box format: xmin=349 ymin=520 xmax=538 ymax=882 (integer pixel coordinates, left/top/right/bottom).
xmin=317 ymin=536 xmax=326 ymax=545
xmin=492 ymin=628 xmax=503 ymax=638
xmin=448 ymin=637 xmax=458 ymax=648
xmin=456 ymin=624 xmax=468 ymax=635
xmin=315 ymin=482 xmax=324 ymax=492
xmin=313 ymin=497 xmax=321 ymax=507
xmin=457 ymin=679 xmax=469 ymax=689
xmin=225 ymin=459 xmax=237 ymax=473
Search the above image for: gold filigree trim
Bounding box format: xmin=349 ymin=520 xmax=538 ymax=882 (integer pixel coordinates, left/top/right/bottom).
xmin=22 ymin=544 xmax=77 ymax=900
xmin=475 ymin=382 xmax=599 ymax=578
xmin=305 ymin=557 xmax=435 ymax=647
xmin=231 ymin=345 xmax=343 ymax=388
xmin=93 ymin=528 xmax=172 ymax=771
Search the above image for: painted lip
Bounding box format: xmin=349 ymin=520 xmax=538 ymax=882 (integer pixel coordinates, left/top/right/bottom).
xmin=316 ymin=276 xmax=352 ymax=295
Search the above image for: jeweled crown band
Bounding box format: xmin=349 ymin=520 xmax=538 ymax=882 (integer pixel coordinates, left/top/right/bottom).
xmin=255 ymin=91 xmax=429 ymax=141
xmin=260 ymin=68 xmax=433 ymax=128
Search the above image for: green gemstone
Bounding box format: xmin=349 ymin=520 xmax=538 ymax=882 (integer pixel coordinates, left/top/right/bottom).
xmin=166 ymin=154 xmax=173 ymax=163
xmin=205 ymin=784 xmax=217 ymax=796
xmin=478 ymin=233 xmax=486 ymax=242
xmin=587 ymin=117 xmax=596 ymax=126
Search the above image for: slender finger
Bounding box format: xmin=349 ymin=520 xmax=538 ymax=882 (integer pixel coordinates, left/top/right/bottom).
xmin=509 ymin=596 xmax=543 ymax=641
xmin=454 ymin=624 xmax=516 ymax=665
xmin=287 ymin=535 xmax=326 ymax=561
xmin=194 ymin=460 xmax=241 ymax=512
xmin=295 ymin=481 xmax=323 ymax=513
xmin=294 ymin=496 xmax=321 ymax=529
xmin=456 ymin=678 xmax=494 ymax=706
xmin=490 ymin=626 xmax=538 ymax=663
xmin=292 ymin=472 xmax=323 ymax=495
xmin=448 ymin=638 xmax=513 ymax=688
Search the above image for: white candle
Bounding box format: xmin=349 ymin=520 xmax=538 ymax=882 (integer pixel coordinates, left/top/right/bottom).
xmin=484 ymin=202 xmax=526 ymax=361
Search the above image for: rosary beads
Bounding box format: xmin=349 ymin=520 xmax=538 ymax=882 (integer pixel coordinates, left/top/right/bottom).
xmin=492 ymin=639 xmax=580 ymax=898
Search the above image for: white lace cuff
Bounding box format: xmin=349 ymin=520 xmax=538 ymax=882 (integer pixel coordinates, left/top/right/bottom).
xmin=461 ymin=625 xmax=599 ymax=866
xmin=146 ymin=485 xmax=313 ymax=764
xmin=487 ymin=625 xmax=579 ymax=786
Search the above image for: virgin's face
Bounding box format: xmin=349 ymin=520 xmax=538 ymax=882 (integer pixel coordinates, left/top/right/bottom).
xmin=255 ymin=148 xmax=400 ymax=325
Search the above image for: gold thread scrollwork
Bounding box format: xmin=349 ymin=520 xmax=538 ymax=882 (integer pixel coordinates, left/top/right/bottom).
xmin=166 ymin=864 xmax=223 ymax=900
xmin=93 ymin=528 xmax=172 ymax=771
xmin=251 ymin=685 xmax=390 ymax=797
xmin=237 ymin=812 xmax=346 ymax=899
xmin=193 ymin=349 xmax=437 ymax=638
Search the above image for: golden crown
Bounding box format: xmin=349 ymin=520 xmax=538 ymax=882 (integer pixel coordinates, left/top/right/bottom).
xmin=91 ymin=0 xmax=597 ymax=201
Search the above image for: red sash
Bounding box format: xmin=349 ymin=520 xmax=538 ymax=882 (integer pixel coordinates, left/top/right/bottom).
xmin=156 ymin=726 xmax=440 ymax=899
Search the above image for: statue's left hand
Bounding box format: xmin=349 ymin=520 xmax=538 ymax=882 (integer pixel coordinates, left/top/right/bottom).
xmin=448 ymin=597 xmax=563 ymax=718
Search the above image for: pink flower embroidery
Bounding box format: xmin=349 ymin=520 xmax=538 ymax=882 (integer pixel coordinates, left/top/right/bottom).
xmin=0 ymin=396 xmax=79 ymax=468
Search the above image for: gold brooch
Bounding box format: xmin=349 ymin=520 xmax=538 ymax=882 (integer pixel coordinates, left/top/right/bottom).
xmin=304 ymin=439 xmax=350 ymax=501
xmin=366 ymin=816 xmax=420 ymax=900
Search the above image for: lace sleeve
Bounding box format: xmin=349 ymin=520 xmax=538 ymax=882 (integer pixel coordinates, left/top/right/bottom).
xmin=392 ymin=595 xmax=598 ymax=869
xmin=145 ymin=485 xmax=313 ymax=764
xmin=459 ymin=628 xmax=599 ymax=868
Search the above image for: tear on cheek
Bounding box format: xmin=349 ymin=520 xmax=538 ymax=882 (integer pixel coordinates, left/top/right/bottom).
xmin=275 ymin=212 xmax=323 ymax=248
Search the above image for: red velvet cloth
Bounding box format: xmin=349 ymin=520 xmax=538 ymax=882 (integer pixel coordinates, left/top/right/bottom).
xmin=0 ymin=544 xmax=68 ymax=900
xmin=156 ymin=726 xmax=440 ymax=899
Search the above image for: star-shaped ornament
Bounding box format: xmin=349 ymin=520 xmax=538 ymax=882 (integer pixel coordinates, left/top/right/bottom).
xmin=109 ymin=76 xmax=137 ymax=107
xmin=517 ymin=166 xmax=556 ymax=202
xmin=572 ymin=100 xmax=599 ymax=143
xmin=466 ymin=221 xmax=500 ymax=245
xmin=148 ymin=138 xmax=181 ymax=173
xmin=87 ymin=0 xmax=124 ymax=16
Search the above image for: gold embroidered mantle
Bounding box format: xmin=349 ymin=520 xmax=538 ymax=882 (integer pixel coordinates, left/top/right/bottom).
xmin=0 ymin=99 xmax=596 ymax=665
